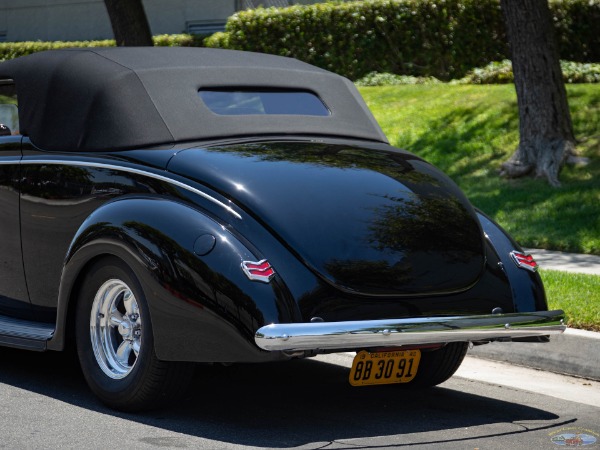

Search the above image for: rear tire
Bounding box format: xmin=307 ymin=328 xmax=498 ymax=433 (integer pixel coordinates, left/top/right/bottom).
xmin=402 ymin=342 xmax=468 ymax=388
xmin=75 ymin=257 xmax=193 ymax=411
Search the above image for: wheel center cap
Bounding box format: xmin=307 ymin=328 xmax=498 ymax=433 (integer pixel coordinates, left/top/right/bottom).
xmin=118 ymin=321 xmax=132 ymax=338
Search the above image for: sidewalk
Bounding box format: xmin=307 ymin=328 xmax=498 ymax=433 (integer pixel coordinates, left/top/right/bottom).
xmin=523 ymin=248 xmax=600 ymax=275
xmin=469 ymin=248 xmax=600 ymax=381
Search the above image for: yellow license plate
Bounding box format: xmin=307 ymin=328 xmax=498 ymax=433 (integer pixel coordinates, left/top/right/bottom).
xmin=349 ymin=349 xmax=421 ymax=386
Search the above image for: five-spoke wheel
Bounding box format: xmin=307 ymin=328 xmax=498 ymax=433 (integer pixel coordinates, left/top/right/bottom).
xmin=90 ymin=279 xmax=142 ymax=379
xmin=76 ymin=257 xmax=193 ymax=411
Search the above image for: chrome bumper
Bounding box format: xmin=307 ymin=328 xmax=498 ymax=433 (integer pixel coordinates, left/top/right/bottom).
xmin=254 ymin=310 xmax=566 ymax=352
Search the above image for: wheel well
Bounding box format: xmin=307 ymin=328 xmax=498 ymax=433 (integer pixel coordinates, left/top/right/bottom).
xmin=63 ymin=254 xmax=124 ymax=346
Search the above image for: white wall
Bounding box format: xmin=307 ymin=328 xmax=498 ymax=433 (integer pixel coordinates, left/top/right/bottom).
xmin=0 ymin=0 xmax=237 ymax=42
xmin=145 ymin=0 xmax=236 ymax=35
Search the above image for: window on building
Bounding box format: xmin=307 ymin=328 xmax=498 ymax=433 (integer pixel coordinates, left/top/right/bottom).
xmin=240 ymin=1 xmax=292 ymax=8
xmin=186 ymin=21 xmax=226 ymax=35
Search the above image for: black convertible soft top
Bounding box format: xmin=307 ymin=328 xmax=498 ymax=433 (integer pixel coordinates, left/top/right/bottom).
xmin=0 ymin=47 xmax=388 ymax=151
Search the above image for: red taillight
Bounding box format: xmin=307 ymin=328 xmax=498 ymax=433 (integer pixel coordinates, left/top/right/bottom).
xmin=241 ymin=259 xmax=275 ymax=283
xmin=509 ymin=251 xmax=538 ymax=272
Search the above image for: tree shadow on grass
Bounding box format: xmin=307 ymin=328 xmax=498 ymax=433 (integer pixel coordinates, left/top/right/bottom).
xmin=393 ymin=95 xmax=599 ymax=253
xmin=398 ymin=102 xmax=518 ymax=180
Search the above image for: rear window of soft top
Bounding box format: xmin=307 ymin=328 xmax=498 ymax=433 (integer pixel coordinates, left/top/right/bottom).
xmin=198 ymin=89 xmax=330 ymax=116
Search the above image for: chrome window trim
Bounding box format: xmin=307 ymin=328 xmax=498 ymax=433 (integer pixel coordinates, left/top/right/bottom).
xmin=13 ymin=159 xmax=242 ymax=219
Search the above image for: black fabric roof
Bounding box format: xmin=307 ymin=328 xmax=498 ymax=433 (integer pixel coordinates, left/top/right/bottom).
xmin=0 ymin=47 xmax=388 ymax=151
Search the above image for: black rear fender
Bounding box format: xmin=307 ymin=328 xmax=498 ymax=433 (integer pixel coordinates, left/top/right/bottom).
xmin=49 ymin=197 xmax=298 ymax=362
xmin=477 ymin=210 xmax=548 ymax=313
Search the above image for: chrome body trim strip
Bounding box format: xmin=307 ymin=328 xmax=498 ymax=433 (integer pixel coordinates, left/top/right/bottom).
xmin=18 ymin=159 xmax=242 ymax=219
xmin=255 ymin=310 xmax=566 ymax=351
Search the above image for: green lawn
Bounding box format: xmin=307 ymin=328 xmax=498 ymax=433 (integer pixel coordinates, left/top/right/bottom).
xmin=541 ymin=269 xmax=600 ymax=331
xmin=360 ymin=84 xmax=600 ymax=255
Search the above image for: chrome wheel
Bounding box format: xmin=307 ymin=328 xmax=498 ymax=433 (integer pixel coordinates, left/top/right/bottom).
xmin=90 ymin=279 xmax=142 ymax=379
xmin=77 ymin=257 xmax=194 ymax=411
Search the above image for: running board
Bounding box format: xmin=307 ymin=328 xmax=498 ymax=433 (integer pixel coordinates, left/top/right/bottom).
xmin=0 ymin=315 xmax=55 ymax=351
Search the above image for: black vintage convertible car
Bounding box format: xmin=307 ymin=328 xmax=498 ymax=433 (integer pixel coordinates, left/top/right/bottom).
xmin=0 ymin=47 xmax=565 ymax=411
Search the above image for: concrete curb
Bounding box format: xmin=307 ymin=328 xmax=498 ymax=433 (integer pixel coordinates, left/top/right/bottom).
xmin=468 ymin=248 xmax=600 ymax=380
xmin=469 ymin=327 xmax=600 ymax=381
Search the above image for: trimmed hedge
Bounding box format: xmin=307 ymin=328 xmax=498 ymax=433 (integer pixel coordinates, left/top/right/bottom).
xmin=0 ymin=34 xmax=200 ymax=61
xmin=1 ymin=0 xmax=598 ymax=81
xmin=355 ymin=72 xmax=441 ymax=86
xmin=355 ymin=60 xmax=600 ymax=85
xmin=0 ymin=39 xmax=114 ymax=61
xmin=205 ymin=0 xmax=600 ymax=80
xmin=205 ymin=0 xmax=508 ymax=80
xmin=454 ymin=60 xmax=600 ymax=84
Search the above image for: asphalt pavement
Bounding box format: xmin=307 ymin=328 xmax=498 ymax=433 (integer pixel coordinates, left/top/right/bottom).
xmin=469 ymin=248 xmax=600 ymax=381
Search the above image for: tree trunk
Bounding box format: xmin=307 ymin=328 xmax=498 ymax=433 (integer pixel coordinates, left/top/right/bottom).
xmin=499 ymin=0 xmax=576 ymax=186
xmin=104 ymin=0 xmax=153 ymax=47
